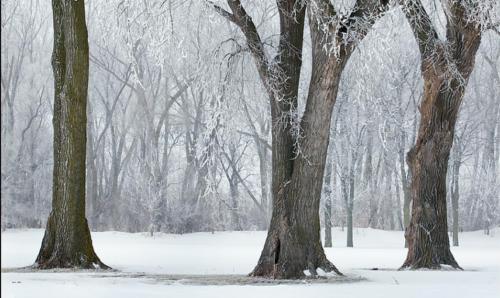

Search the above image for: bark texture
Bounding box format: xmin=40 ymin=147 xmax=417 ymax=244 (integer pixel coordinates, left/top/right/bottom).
xmin=250 ymin=0 xmax=389 ymax=278
xmin=213 ymin=0 xmax=388 ymax=278
xmin=35 ymin=0 xmax=108 ymax=269
xmin=401 ymin=0 xmax=482 ymax=270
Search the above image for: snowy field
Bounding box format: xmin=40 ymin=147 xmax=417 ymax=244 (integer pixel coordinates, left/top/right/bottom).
xmin=2 ymin=228 xmax=499 ymax=298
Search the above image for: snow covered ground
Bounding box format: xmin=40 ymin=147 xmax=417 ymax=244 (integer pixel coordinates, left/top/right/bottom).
xmin=2 ymin=227 xmax=499 ymax=298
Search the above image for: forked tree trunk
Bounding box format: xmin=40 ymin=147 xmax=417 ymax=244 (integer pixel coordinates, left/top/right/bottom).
xmin=250 ymin=3 xmax=317 ymax=278
xmin=250 ymin=64 xmax=344 ymax=277
xmin=401 ymin=0 xmax=482 ymax=270
xmin=214 ymin=0 xmax=388 ymax=279
xmin=250 ymin=2 xmax=338 ymax=278
xmin=251 ymin=0 xmax=388 ymax=278
xmin=35 ymin=0 xmax=108 ymax=269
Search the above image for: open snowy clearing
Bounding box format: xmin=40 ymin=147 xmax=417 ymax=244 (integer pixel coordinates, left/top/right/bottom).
xmin=2 ymin=228 xmax=499 ymax=298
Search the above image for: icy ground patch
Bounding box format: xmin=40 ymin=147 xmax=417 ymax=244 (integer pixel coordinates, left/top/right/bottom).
xmin=2 ymin=228 xmax=499 ymax=298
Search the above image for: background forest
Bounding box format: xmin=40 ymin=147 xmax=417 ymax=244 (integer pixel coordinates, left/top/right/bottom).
xmin=1 ymin=0 xmax=499 ymax=244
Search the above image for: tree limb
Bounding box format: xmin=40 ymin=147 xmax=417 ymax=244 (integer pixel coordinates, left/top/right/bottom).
xmin=207 ymin=0 xmax=272 ymax=95
xmin=399 ymin=0 xmax=440 ymax=59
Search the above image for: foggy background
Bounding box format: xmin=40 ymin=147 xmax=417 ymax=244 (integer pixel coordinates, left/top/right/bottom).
xmin=1 ymin=0 xmax=498 ymax=236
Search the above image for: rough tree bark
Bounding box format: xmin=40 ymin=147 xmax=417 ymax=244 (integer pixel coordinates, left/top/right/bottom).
xmin=251 ymin=0 xmax=389 ymax=278
xmin=212 ymin=0 xmax=388 ymax=278
xmin=34 ymin=0 xmax=108 ymax=269
xmin=401 ymin=0 xmax=482 ymax=269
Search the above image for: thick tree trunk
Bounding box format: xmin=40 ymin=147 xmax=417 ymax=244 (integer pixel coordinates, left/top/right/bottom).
xmin=402 ymin=39 xmax=475 ymax=268
xmin=403 ymin=85 xmax=461 ymax=269
xmin=251 ymin=0 xmax=388 ymax=277
xmin=35 ymin=0 xmax=107 ymax=269
xmin=250 ymin=4 xmax=317 ymax=278
xmin=402 ymin=74 xmax=473 ymax=269
xmin=251 ymin=2 xmax=345 ymax=278
xmin=251 ymin=76 xmax=344 ymax=276
xmin=401 ymin=0 xmax=481 ymax=270
xmin=213 ymin=0 xmax=388 ymax=279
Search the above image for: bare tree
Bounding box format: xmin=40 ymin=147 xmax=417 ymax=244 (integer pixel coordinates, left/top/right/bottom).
xmin=210 ymin=0 xmax=390 ymax=278
xmin=400 ymin=0 xmax=494 ymax=269
xmin=35 ymin=0 xmax=107 ymax=269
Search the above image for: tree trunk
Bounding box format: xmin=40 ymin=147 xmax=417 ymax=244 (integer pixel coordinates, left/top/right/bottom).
xmin=451 ymin=170 xmax=459 ymax=247
xmin=400 ymin=130 xmax=411 ymax=247
xmin=365 ymin=131 xmax=377 ymax=228
xmin=403 ymin=85 xmax=462 ymax=269
xmin=402 ymin=70 xmax=478 ymax=269
xmin=251 ymin=0 xmax=388 ymax=278
xmin=342 ymin=175 xmax=354 ymax=248
xmin=324 ymin=152 xmax=333 ymax=247
xmin=212 ymin=0 xmax=388 ymax=279
xmin=230 ymin=172 xmax=242 ymax=231
xmin=346 ymin=206 xmax=353 ymax=248
xmin=35 ymin=0 xmax=107 ymax=269
xmin=86 ymin=109 xmax=99 ymax=229
xmin=401 ymin=0 xmax=481 ymax=270
xmin=253 ymin=50 xmax=347 ymax=277
xmin=257 ymin=140 xmax=270 ymax=226
xmin=250 ymin=2 xmax=344 ymax=278
xmin=250 ymin=4 xmax=318 ymax=278
xmin=450 ymin=143 xmax=461 ymax=246
xmin=395 ymin=169 xmax=404 ymax=231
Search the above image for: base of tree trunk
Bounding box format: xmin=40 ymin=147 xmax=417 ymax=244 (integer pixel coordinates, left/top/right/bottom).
xmin=34 ymin=213 xmax=110 ymax=270
xmin=402 ymin=123 xmax=463 ymax=271
xmin=401 ymin=222 xmax=462 ymax=270
xmin=400 ymin=258 xmax=462 ymax=270
xmin=249 ymin=223 xmax=342 ymax=279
